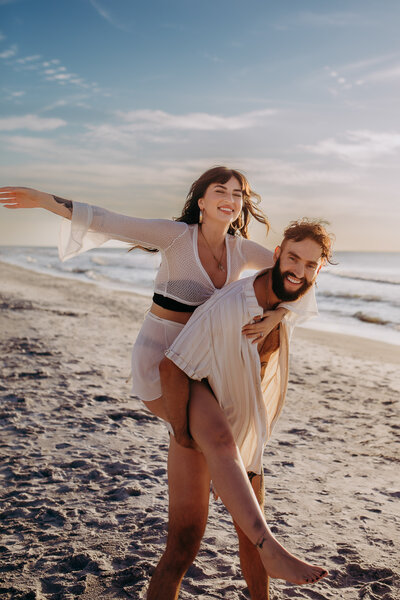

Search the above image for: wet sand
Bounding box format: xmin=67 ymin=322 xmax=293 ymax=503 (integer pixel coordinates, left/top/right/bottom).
xmin=0 ymin=261 xmax=399 ymax=600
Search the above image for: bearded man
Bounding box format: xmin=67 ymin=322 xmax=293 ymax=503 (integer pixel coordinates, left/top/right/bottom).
xmin=147 ymin=218 xmax=333 ymax=600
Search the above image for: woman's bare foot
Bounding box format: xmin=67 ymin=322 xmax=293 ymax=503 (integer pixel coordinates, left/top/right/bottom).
xmin=256 ymin=531 xmax=328 ymax=585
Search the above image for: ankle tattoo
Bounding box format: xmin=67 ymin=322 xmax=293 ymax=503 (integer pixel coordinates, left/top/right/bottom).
xmin=255 ymin=534 xmax=268 ymax=549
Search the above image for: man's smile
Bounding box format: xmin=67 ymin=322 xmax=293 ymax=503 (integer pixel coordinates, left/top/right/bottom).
xmin=285 ymin=273 xmax=303 ymax=286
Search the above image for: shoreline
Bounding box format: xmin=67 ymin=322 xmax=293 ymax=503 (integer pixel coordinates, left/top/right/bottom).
xmin=296 ymin=325 xmax=400 ymax=365
xmin=1 ymin=261 xmax=399 ymax=599
xmin=1 ymin=257 xmax=399 ymax=354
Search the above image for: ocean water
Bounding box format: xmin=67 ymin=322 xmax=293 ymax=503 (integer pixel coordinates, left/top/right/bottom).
xmin=1 ymin=246 xmax=399 ymax=347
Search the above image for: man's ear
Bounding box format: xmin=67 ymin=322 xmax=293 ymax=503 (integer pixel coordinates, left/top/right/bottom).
xmin=317 ymin=258 xmax=328 ymax=275
xmin=316 ymin=258 xmax=326 ymax=276
xmin=273 ymin=245 xmax=281 ymax=263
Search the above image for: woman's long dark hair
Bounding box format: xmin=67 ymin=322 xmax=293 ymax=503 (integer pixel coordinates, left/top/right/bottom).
xmin=131 ymin=166 xmax=269 ymax=252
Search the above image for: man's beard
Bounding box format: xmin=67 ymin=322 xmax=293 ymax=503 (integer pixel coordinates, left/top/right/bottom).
xmin=271 ymin=258 xmax=314 ymax=302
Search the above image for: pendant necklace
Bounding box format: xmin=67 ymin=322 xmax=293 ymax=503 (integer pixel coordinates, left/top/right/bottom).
xmin=199 ymin=226 xmax=226 ymax=272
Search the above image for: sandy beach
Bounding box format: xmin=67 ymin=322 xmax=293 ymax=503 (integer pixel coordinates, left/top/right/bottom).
xmin=0 ymin=260 xmax=399 ymax=600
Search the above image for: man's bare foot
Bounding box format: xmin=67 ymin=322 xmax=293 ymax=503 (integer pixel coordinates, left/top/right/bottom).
xmin=256 ymin=531 xmax=328 ymax=585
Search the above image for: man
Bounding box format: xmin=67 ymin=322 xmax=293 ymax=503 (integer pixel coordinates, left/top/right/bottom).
xmin=147 ymin=219 xmax=333 ymax=600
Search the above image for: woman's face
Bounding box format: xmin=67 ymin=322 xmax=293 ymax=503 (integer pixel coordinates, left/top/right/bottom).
xmin=198 ymin=176 xmax=243 ymax=225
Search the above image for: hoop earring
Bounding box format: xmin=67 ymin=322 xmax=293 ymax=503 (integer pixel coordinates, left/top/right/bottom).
xmin=199 ymin=209 xmax=203 ymax=224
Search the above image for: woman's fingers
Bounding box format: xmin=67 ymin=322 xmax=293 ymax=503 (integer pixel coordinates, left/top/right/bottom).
xmin=0 ymin=189 xmax=17 ymax=205
xmin=242 ymin=322 xmax=264 ymax=334
xmin=0 ymin=187 xmax=41 ymax=209
xmin=242 ymin=325 xmax=267 ymax=344
xmin=243 ymin=329 xmax=263 ymax=337
xmin=0 ymin=190 xmax=16 ymax=201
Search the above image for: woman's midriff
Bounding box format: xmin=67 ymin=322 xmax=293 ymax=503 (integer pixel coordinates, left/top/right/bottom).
xmin=150 ymin=302 xmax=193 ymax=325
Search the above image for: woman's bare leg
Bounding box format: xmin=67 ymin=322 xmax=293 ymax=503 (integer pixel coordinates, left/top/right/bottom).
xmin=186 ymin=381 xmax=328 ymax=586
xmin=234 ymin=473 xmax=269 ymax=600
xmin=143 ymin=383 xmax=328 ymax=585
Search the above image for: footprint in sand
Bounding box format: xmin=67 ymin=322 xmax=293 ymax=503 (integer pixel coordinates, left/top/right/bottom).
xmin=329 ymin=561 xmax=396 ymax=598
xmin=107 ymin=409 xmax=157 ymax=422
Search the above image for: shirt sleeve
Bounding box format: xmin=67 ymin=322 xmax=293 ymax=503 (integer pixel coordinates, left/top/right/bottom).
xmin=279 ymin=285 xmax=318 ymax=320
xmin=240 ymin=238 xmax=274 ymax=270
xmin=165 ymin=308 xmax=212 ymax=381
xmin=58 ymin=201 xmax=187 ymax=261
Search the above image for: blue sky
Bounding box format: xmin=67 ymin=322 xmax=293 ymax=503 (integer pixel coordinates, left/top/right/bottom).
xmin=1 ymin=0 xmax=400 ymax=250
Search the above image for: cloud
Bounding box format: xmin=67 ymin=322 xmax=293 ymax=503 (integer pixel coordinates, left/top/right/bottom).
xmin=339 ymin=54 xmax=400 ymax=73
xmin=16 ymin=54 xmax=41 ymax=64
xmin=40 ymin=95 xmax=93 ymax=113
xmin=41 ymin=60 xmax=96 ymax=89
xmin=0 ymin=44 xmax=17 ymax=59
xmin=1 ymin=44 xmax=100 ymax=93
xmin=303 ymin=130 xmax=400 ymax=165
xmin=275 ymin=10 xmax=369 ymax=30
xmin=203 ymin=52 xmax=224 ymax=64
xmin=0 ymin=114 xmax=66 ymax=132
xmin=240 ymin=158 xmax=356 ymax=187
xmin=359 ymin=64 xmax=400 ymax=84
xmin=3 ymin=87 xmax=26 ymax=100
xmin=325 ymin=54 xmax=400 ymax=92
xmin=4 ymin=135 xmax=61 ymax=155
xmin=299 ymin=11 xmax=366 ymax=27
xmin=3 ymin=89 xmax=26 ymax=102
xmin=115 ymin=108 xmax=277 ymax=132
xmin=88 ymin=0 xmax=130 ymax=31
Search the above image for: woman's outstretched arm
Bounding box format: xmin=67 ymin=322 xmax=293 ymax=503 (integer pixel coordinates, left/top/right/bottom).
xmin=0 ymin=186 xmax=186 ymax=258
xmin=0 ymin=187 xmax=73 ymax=219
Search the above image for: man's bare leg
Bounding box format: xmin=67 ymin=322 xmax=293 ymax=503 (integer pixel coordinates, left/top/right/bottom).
xmin=146 ymin=434 xmax=210 ymax=600
xmin=234 ymin=473 xmax=269 ymax=600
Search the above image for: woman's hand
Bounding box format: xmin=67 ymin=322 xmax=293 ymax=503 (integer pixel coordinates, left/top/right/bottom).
xmin=242 ymin=307 xmax=288 ymax=344
xmin=0 ymin=186 xmax=50 ymax=209
xmin=0 ymin=187 xmax=72 ymax=218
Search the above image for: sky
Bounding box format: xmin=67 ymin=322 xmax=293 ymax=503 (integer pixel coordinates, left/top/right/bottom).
xmin=1 ymin=0 xmax=399 ymax=251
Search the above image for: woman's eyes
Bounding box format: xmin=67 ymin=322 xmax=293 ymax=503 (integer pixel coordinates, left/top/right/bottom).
xmin=214 ymin=189 xmax=242 ymax=201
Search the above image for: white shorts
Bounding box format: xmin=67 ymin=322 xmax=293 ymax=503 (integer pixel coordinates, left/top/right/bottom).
xmin=131 ymin=312 xmax=185 ymax=402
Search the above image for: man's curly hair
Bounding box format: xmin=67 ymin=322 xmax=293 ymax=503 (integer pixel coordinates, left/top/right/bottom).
xmin=282 ymin=219 xmax=335 ymax=264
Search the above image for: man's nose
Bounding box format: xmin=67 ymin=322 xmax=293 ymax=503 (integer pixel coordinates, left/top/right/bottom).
xmin=292 ymin=263 xmax=305 ymax=278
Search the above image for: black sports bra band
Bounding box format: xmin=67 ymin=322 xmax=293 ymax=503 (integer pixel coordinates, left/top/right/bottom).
xmin=152 ymin=293 xmax=199 ymax=313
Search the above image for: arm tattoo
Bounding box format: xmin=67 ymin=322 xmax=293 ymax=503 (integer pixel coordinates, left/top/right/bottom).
xmin=53 ymin=195 xmax=72 ymax=214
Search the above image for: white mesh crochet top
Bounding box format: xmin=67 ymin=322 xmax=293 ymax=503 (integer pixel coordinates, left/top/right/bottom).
xmin=59 ymin=202 xmax=318 ymax=316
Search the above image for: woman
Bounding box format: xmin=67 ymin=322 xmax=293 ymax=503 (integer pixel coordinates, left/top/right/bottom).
xmin=0 ymin=167 xmax=326 ymax=586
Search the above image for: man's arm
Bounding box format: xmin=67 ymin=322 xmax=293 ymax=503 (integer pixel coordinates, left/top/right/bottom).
xmin=159 ymin=357 xmax=196 ymax=449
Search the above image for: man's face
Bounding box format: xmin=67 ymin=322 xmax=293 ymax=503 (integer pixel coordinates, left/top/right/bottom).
xmin=272 ymin=238 xmax=323 ymax=302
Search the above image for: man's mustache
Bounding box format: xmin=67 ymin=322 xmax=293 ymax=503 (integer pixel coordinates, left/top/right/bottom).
xmin=283 ymin=271 xmax=305 ymax=284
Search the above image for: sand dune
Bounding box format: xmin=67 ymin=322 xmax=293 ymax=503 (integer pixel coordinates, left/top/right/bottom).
xmin=0 ymin=261 xmax=399 ymax=600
